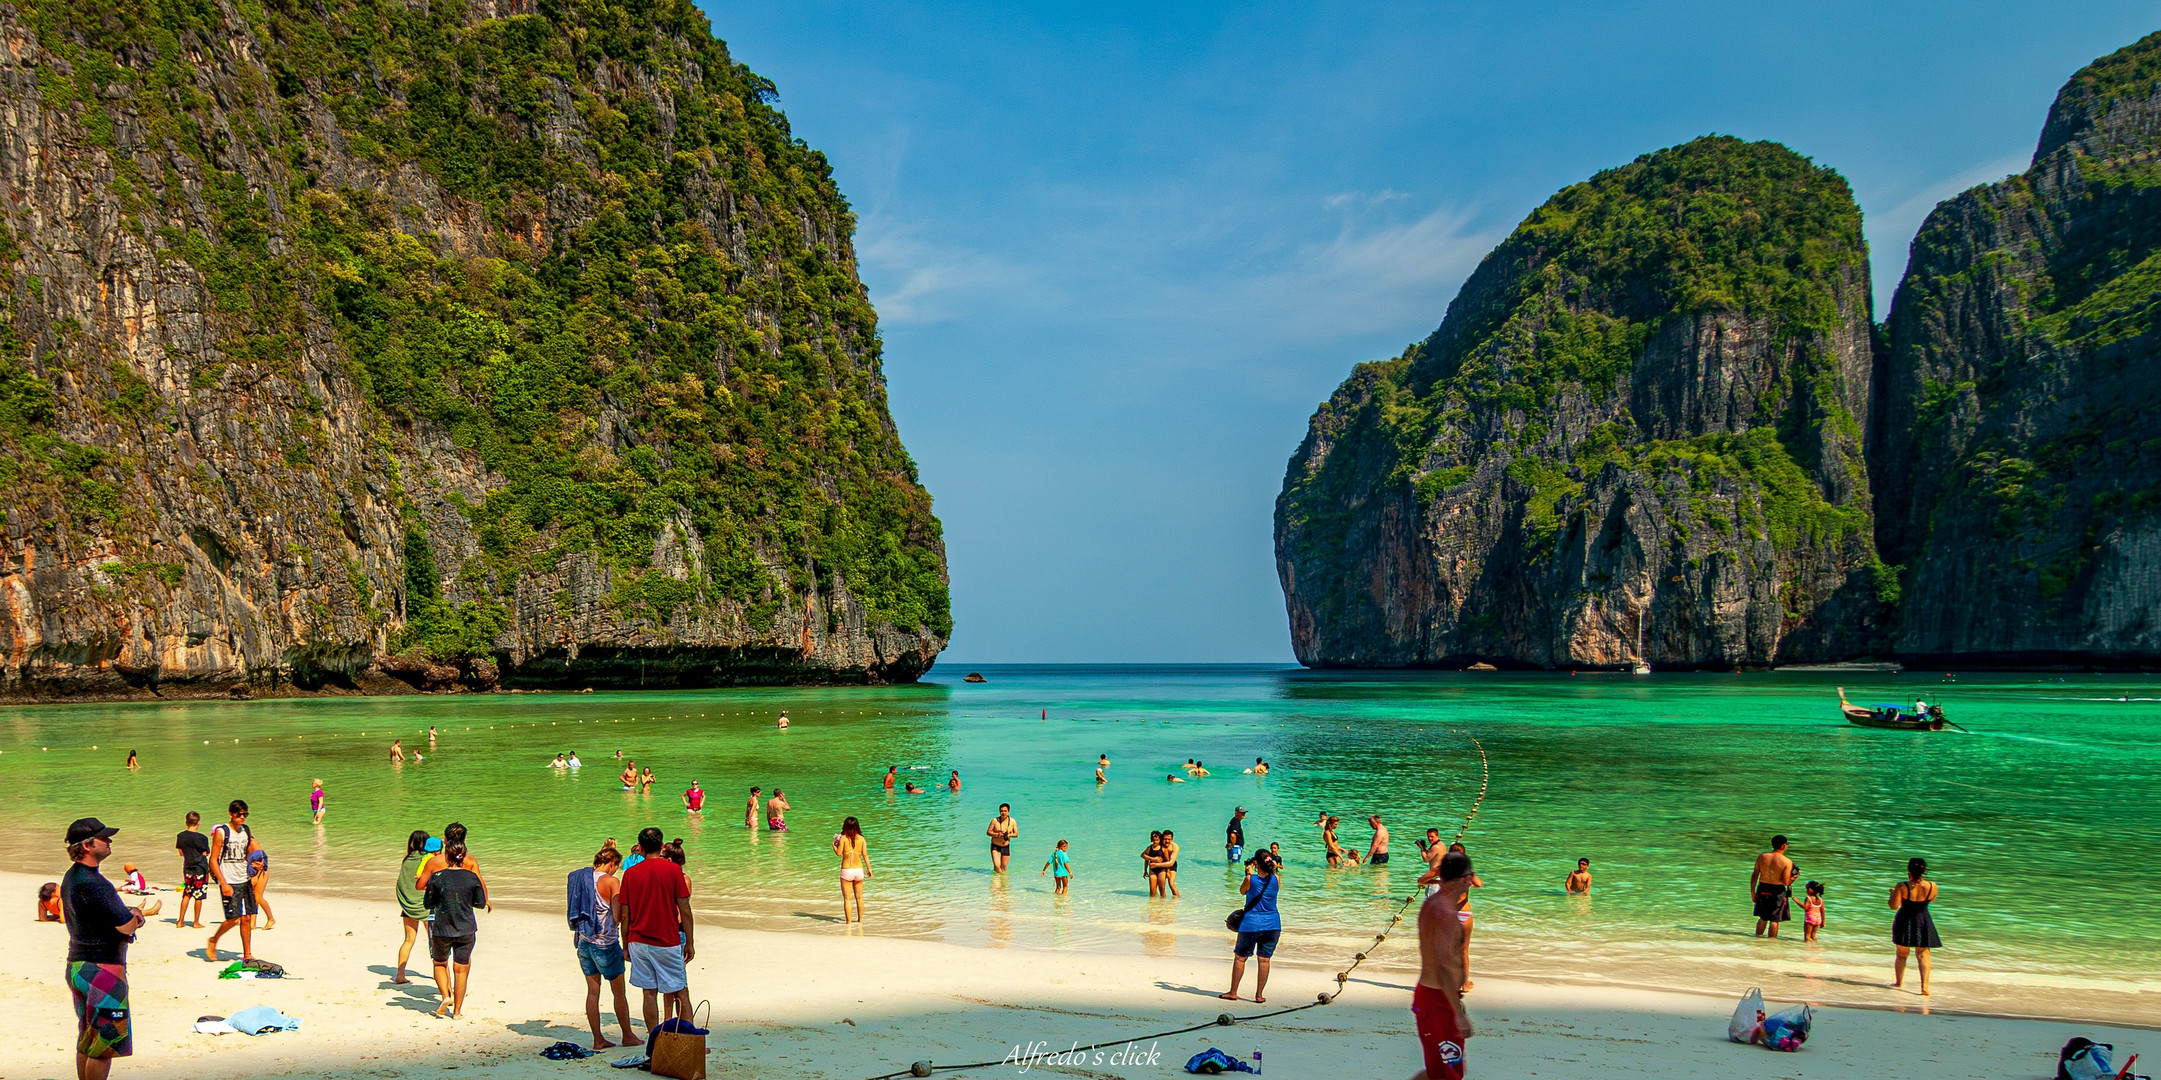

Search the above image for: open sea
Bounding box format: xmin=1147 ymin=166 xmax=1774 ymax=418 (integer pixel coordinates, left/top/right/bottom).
xmin=3 ymin=664 xmax=2156 ymax=1022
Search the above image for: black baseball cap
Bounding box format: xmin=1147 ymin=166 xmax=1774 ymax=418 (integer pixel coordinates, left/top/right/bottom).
xmin=66 ymin=818 xmax=119 ymax=844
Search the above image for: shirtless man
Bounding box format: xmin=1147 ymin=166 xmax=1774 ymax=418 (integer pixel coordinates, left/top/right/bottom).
xmin=1567 ymin=858 xmax=1593 ymax=894
xmin=1750 ymin=835 xmax=1796 ymax=938
xmin=1247 ymin=757 xmax=1269 ymax=775
xmin=620 ymin=761 xmax=637 ymax=789
xmin=391 ymin=739 xmax=405 ymax=762
xmin=1410 ymin=850 xmax=1474 ymax=1080
xmin=766 ymin=789 xmax=790 ymax=831
xmin=1367 ymin=815 xmax=1391 ymax=866
xmin=986 ymin=805 xmax=1019 ymax=872
xmin=1418 ymin=828 xmax=1446 ymax=894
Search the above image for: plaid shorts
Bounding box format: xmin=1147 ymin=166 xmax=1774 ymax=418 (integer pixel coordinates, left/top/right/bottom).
xmin=68 ymin=961 xmax=132 ymax=1059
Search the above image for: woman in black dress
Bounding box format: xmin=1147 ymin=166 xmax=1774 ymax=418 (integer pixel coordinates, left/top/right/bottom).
xmin=1889 ymin=856 xmax=1941 ymax=995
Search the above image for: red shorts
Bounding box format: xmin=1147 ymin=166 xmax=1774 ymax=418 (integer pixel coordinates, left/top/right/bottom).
xmin=1411 ymin=983 xmax=1466 ymax=1079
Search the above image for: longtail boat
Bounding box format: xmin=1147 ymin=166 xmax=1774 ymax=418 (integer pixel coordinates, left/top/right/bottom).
xmin=1837 ymin=687 xmax=1949 ymax=731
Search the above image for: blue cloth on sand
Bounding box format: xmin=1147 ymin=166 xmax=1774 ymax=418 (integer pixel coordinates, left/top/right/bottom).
xmin=225 ymin=1005 xmax=302 ymax=1034
xmin=1185 ymin=1047 xmax=1256 ymax=1074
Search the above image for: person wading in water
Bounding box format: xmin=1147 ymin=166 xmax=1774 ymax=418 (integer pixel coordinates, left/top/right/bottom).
xmin=1750 ymin=835 xmax=1797 ymax=938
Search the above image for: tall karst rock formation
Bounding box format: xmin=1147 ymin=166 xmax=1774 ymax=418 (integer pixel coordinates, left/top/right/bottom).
xmin=1874 ymin=32 xmax=2161 ymax=667
xmin=1277 ymin=137 xmax=1892 ymax=669
xmin=0 ymin=0 xmax=949 ymax=699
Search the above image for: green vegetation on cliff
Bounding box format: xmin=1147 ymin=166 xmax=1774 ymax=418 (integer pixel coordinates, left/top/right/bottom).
xmin=9 ymin=0 xmax=948 ymax=660
xmin=1282 ymin=136 xmax=1870 ymax=569
xmin=1420 ymin=136 xmax=1861 ymax=406
xmin=1277 ymin=135 xmax=1889 ymax=668
xmin=1878 ymin=31 xmax=2161 ymax=638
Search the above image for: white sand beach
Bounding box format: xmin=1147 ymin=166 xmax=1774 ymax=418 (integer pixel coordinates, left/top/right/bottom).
xmin=4 ymin=869 xmax=2153 ymax=1080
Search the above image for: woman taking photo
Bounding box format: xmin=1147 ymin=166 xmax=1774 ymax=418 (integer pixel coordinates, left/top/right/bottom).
xmin=1220 ymin=850 xmax=1281 ymax=1003
xmin=833 ymin=817 xmax=871 ymax=924
xmin=393 ymin=831 xmax=430 ymax=984
xmin=1890 ymin=857 xmax=1941 ymax=995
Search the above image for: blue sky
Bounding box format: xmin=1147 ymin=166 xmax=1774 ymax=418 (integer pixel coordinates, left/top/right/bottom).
xmin=699 ymin=2 xmax=2157 ymax=664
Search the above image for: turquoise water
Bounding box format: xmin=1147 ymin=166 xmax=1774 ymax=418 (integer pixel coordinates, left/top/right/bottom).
xmin=3 ymin=665 xmax=2156 ymax=1008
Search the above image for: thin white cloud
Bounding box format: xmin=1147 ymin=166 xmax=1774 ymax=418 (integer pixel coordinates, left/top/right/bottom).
xmin=1322 ymin=188 xmax=1410 ymax=210
xmin=855 ymin=216 xmax=1036 ymax=325
xmin=1880 ymin=151 xmax=2031 ymax=234
xmin=1866 ymin=150 xmax=2031 ymax=309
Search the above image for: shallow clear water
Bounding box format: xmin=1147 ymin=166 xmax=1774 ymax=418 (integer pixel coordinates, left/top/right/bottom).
xmin=4 ymin=665 xmax=2156 ymax=1012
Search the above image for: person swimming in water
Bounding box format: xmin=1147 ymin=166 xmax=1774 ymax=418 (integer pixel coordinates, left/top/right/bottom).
xmin=904 ymin=781 xmax=924 ymax=794
xmin=1567 ymin=858 xmax=1593 ymax=894
xmin=947 ymin=770 xmax=962 ymax=792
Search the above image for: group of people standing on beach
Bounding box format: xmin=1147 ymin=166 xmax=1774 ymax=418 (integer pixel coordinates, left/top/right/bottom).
xmin=44 ymin=798 xmax=289 ymax=1080
xmin=1748 ymin=834 xmax=1944 ymax=994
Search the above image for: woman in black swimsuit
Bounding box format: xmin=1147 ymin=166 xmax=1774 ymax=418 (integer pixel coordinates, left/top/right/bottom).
xmin=1889 ymin=856 xmax=1941 ymax=995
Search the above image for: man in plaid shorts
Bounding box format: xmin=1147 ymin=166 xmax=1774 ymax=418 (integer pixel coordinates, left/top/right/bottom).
xmin=62 ymin=818 xmax=153 ymax=1080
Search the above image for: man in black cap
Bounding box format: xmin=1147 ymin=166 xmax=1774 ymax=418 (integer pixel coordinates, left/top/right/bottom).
xmin=63 ymin=817 xmax=154 ymax=1080
xmin=1225 ymin=807 xmax=1246 ymax=863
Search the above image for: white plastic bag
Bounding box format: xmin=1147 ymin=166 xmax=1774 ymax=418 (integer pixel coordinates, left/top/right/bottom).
xmin=1728 ymin=988 xmax=1766 ymax=1043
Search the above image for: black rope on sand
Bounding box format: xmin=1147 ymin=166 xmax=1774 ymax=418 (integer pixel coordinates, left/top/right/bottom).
xmin=861 ymin=732 xmax=1490 ymax=1080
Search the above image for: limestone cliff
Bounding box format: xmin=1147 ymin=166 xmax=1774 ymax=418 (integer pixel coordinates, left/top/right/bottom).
xmin=0 ymin=0 xmax=948 ymax=699
xmin=1873 ymin=32 xmax=2161 ymax=667
xmin=1277 ymin=137 xmax=1892 ymax=669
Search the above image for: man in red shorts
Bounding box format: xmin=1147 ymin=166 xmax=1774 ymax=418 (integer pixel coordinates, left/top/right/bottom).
xmin=1410 ymin=849 xmax=1473 ymax=1079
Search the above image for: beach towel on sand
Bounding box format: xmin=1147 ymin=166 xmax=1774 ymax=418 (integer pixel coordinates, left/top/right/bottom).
xmin=1184 ymin=1048 xmax=1257 ymax=1074
xmin=223 ymin=1005 xmax=302 ymax=1034
xmin=217 ymin=958 xmax=285 ymax=979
